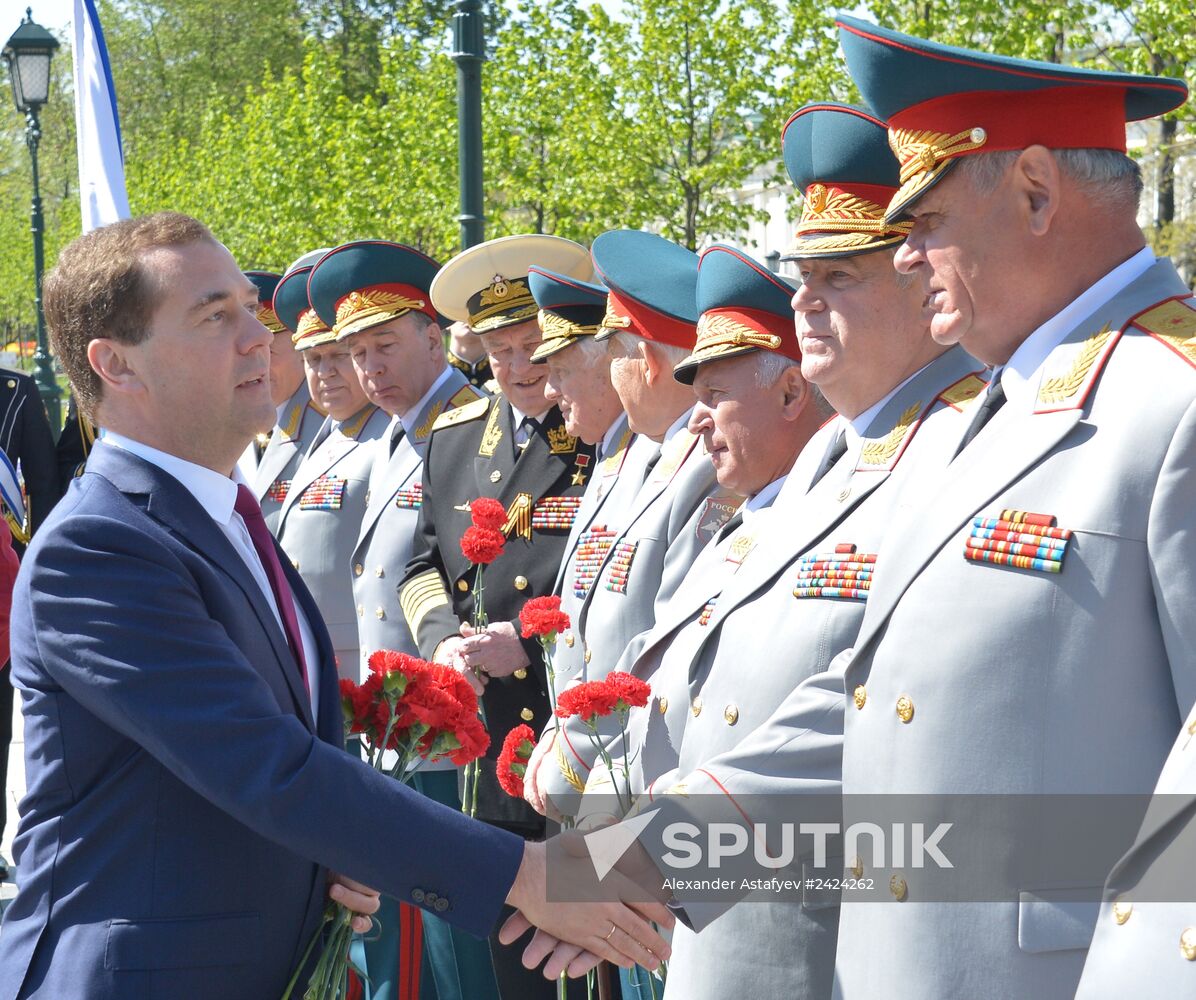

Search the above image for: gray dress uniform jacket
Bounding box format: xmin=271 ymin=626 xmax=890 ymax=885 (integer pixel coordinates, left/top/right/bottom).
xmin=820 ymin=259 xmax=1196 ymax=1000
xmin=1077 ymin=692 xmax=1196 ymax=996
xmin=548 ymin=410 xmax=733 ymax=808
xmin=251 ymin=382 xmax=325 ymax=533
xmin=588 ymin=347 xmax=983 ymax=1000
xmin=276 ymin=404 xmax=390 ymax=680
xmin=350 ymin=370 xmax=483 ymax=679
xmin=549 ymin=413 xmax=659 ymax=690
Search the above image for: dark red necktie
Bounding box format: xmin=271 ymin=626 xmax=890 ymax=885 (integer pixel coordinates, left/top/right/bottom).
xmin=234 ymin=484 xmax=310 ymax=696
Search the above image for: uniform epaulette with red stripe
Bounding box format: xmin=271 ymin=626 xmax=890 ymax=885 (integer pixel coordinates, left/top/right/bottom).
xmin=937 ymin=370 xmax=987 ymax=411
xmin=1131 ymin=295 xmax=1196 ymax=368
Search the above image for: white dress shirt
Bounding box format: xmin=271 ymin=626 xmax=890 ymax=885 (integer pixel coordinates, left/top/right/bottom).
xmin=104 ymin=432 xmax=321 ymax=716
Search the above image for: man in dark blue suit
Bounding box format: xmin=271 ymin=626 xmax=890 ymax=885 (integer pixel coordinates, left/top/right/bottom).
xmin=0 ymin=213 xmax=670 ymax=1000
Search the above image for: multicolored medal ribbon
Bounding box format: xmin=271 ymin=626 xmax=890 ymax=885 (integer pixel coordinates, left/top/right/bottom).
xmin=266 ymin=479 xmax=290 ymax=503
xmin=964 ymin=509 xmax=1070 ymax=574
xmin=573 ymin=526 xmax=616 ymax=598
xmin=531 ymin=496 xmax=582 ymax=531
xmin=793 ymin=543 xmax=875 ymax=601
xmin=298 ymin=476 xmax=346 ymax=510
xmin=603 ymin=540 xmax=639 ymax=595
xmin=394 ymin=483 xmax=423 ymax=510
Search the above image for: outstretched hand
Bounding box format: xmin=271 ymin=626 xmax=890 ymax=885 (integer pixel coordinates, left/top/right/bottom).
xmin=502 ymin=834 xmax=672 ymax=979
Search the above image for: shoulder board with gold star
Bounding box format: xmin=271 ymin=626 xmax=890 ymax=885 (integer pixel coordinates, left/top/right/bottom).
xmin=431 ymin=394 xmax=491 ymax=432
xmin=1033 ymin=321 xmax=1122 ymax=414
xmin=937 ymin=371 xmax=988 ymax=412
xmin=1130 ymin=295 xmax=1196 ymax=369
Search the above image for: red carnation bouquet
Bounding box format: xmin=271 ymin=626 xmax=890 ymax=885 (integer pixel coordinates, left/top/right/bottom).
xmin=283 ymin=650 xmax=489 ymax=1000
xmin=457 ymin=497 xmax=506 ymax=816
xmin=555 ymin=671 xmax=651 ymax=817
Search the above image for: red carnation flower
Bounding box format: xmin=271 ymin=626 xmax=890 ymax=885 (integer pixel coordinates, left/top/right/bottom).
xmin=461 ymin=525 xmax=505 ymax=565
xmin=555 ymin=680 xmax=621 ymax=722
xmin=519 ymin=595 xmax=571 ymax=640
xmin=605 ymin=671 xmax=651 ymax=710
xmin=497 ymin=724 xmax=537 ymax=797
xmin=470 ymin=497 xmax=508 ymax=531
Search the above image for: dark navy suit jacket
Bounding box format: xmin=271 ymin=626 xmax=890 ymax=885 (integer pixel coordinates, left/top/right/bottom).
xmin=0 ymin=442 xmax=522 ymax=999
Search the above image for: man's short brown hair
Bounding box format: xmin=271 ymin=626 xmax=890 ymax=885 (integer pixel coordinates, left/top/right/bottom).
xmin=43 ymin=212 xmax=216 ymax=421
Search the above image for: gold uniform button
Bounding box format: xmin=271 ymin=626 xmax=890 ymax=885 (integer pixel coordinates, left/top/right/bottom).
xmin=364 ymin=491 xmax=371 ymax=505
xmin=457 ymin=579 xmax=469 ymax=592
xmin=375 ymin=607 xmax=385 ymax=620
xmin=5 ymin=379 xmax=14 ymax=388
xmin=375 ymin=566 xmax=384 ymax=578
xmin=490 ymin=470 xmax=502 ymax=483
xmin=353 ymin=563 xmax=364 ymax=577
xmin=896 ymin=695 xmax=915 ymax=724
xmin=1182 ymin=927 xmax=1196 ymax=961
xmin=889 ymin=875 xmax=907 ymax=901
xmin=853 ymin=685 xmax=867 ymax=710
xmin=584 ymin=649 xmax=592 ymax=664
xmin=520 ymin=707 xmax=534 ymax=722
xmin=514 ymin=668 xmax=528 ymax=680
xmin=514 ymin=575 xmax=528 ymax=591
xmin=850 ymin=856 xmax=863 ymax=878
xmin=291 ymin=559 xmax=300 ymax=570
xmin=356 ymin=605 xmax=364 ymax=618
xmin=724 ymin=704 xmax=739 ymax=726
xmin=658 ymin=697 xmax=668 ymax=714
xmin=564 ymin=634 xmax=575 ymax=647
xmin=1112 ymin=900 xmax=1133 ymax=925
xmin=691 ymin=697 xmax=703 ymax=718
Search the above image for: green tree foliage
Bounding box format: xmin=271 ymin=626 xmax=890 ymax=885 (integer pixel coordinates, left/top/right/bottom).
xmin=1 ymin=0 xmax=1193 ymax=355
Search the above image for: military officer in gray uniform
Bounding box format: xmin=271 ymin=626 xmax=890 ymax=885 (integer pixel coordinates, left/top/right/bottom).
xmin=246 ymin=263 xmax=326 ymax=532
xmin=566 ymin=104 xmax=982 ymax=1000
xmin=395 ymin=234 xmax=597 ymax=1000
xmin=528 ymin=264 xmax=659 ymax=663
xmin=536 ymin=230 xmax=738 ymax=819
xmin=275 ymin=262 xmax=389 ymax=681
xmin=782 ymin=19 xmax=1193 ymax=999
xmin=306 ymin=240 xmax=493 ymax=1000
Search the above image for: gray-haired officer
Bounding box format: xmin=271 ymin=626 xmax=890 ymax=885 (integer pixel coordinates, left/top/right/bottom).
xmin=799 ymin=18 xmax=1193 ymax=999
xmin=274 ymin=262 xmax=389 ymax=680
xmin=533 ymin=230 xmax=735 ymax=821
xmin=570 ymin=102 xmax=981 ymax=1000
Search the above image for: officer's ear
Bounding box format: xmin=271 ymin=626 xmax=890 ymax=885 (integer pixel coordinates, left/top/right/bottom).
xmin=778 ymin=364 xmax=808 ymax=419
xmin=640 ymin=340 xmax=662 ymax=386
xmin=1013 ymin=145 xmax=1060 ymax=238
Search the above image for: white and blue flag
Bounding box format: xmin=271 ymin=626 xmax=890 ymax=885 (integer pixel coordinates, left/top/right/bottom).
xmin=72 ymin=0 xmax=129 ymax=232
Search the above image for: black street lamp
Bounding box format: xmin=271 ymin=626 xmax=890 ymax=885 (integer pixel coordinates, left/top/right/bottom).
xmin=451 ymin=0 xmax=485 ymax=251
xmin=3 ymin=8 xmax=62 ymax=432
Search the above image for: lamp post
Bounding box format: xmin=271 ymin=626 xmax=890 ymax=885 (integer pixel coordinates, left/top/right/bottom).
xmin=3 ymin=8 xmax=61 ymax=432
xmin=451 ymin=0 xmax=485 ymax=251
